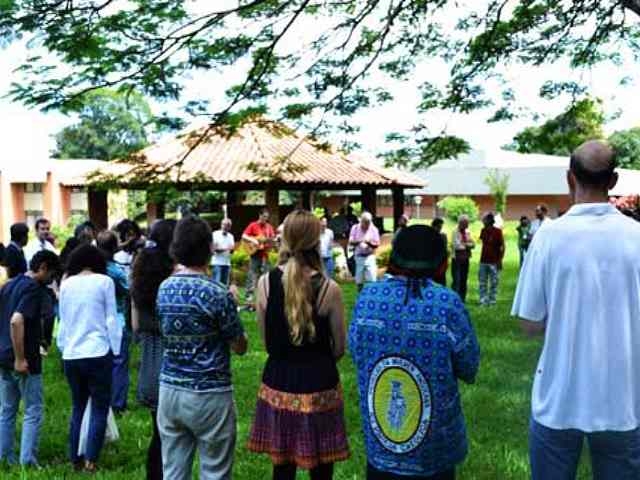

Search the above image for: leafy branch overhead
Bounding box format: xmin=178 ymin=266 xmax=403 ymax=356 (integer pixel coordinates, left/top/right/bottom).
xmin=3 ymin=1 xmax=640 ymax=168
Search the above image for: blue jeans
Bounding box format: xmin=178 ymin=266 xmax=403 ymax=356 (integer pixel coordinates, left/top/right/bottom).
xmin=111 ymin=329 xmax=130 ymax=412
xmin=0 ymin=368 xmax=43 ymax=465
xmin=323 ymin=257 xmax=335 ymax=278
xmin=530 ymin=419 xmax=640 ymax=480
xmin=212 ymin=265 xmax=231 ymax=286
xmin=478 ymin=263 xmax=499 ymax=304
xmin=64 ymin=354 xmax=113 ymax=463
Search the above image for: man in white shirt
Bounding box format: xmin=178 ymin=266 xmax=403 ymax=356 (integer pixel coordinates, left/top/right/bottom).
xmin=349 ymin=212 xmax=380 ymax=291
xmin=211 ymin=218 xmax=235 ymax=286
xmin=529 ymin=204 xmax=551 ymax=237
xmin=23 ymin=218 xmax=58 ymax=354
xmin=319 ymin=217 xmax=335 ymax=278
xmin=24 ymin=218 xmax=57 ymax=264
xmin=512 ymin=140 xmax=640 ymax=479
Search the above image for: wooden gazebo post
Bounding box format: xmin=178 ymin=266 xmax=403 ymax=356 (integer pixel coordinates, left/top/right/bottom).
xmin=266 ymin=186 xmax=280 ymax=227
xmin=88 ymin=188 xmax=109 ymax=230
xmin=392 ymin=187 xmax=405 ymax=231
xmin=361 ymin=187 xmax=377 ymax=217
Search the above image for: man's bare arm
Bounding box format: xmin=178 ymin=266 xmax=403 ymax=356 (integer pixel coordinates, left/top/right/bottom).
xmin=10 ymin=313 xmax=29 ymax=374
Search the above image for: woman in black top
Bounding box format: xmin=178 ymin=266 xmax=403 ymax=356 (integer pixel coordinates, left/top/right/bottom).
xmin=248 ymin=210 xmax=350 ymax=480
xmin=130 ymin=220 xmax=176 ymax=480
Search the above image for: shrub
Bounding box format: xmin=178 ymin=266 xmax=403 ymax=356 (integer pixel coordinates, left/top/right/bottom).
xmin=377 ymin=245 xmax=392 ymax=268
xmin=437 ymin=196 xmax=479 ymax=223
xmin=50 ymin=214 xmax=85 ymax=248
xmin=231 ymin=249 xmax=250 ymax=269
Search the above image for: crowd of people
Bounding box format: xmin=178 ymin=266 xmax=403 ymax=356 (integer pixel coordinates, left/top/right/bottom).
xmin=0 ymin=139 xmax=635 ymax=480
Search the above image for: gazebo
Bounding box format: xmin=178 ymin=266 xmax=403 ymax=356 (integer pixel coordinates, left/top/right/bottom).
xmin=86 ymin=118 xmax=424 ymax=231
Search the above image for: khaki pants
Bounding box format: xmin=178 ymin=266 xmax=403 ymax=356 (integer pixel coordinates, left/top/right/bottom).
xmin=158 ymin=386 xmax=236 ymax=480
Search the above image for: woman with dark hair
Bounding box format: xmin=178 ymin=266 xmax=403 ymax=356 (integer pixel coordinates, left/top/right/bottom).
xmin=248 ymin=210 xmax=350 ymax=480
xmin=114 ymin=219 xmax=144 ymax=275
xmin=156 ymin=216 xmax=247 ymax=479
xmin=57 ymin=244 xmax=121 ymax=473
xmin=349 ymin=225 xmax=480 ymax=480
xmin=130 ymin=219 xmax=176 ymax=480
xmin=97 ymin=230 xmax=131 ymax=413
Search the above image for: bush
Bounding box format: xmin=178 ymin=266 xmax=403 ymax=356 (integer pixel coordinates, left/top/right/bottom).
xmin=50 ymin=214 xmax=85 ymax=248
xmin=437 ymin=196 xmax=479 ymax=223
xmin=377 ymin=245 xmax=392 ymax=268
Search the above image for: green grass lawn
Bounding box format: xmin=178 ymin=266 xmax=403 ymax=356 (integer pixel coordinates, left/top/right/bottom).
xmin=1 ymin=223 xmax=593 ymax=479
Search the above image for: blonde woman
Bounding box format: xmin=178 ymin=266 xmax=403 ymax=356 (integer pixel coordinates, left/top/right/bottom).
xmin=248 ymin=210 xmax=349 ymax=480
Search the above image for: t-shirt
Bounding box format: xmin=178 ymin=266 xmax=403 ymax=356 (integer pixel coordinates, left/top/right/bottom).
xmin=24 ymin=239 xmax=57 ymax=264
xmin=4 ymin=243 xmax=27 ymax=279
xmin=114 ymin=250 xmax=134 ymax=276
xmin=349 ymin=223 xmax=380 ymax=257
xmin=243 ymin=221 xmax=275 ymax=259
xmin=106 ymin=261 xmax=129 ymax=329
xmin=157 ymin=273 xmax=245 ymax=392
xmin=319 ymin=228 xmax=334 ymax=258
xmin=512 ymin=203 xmax=640 ymax=432
xmin=517 ymin=225 xmax=532 ymax=249
xmin=0 ymin=274 xmax=45 ymax=375
xmin=479 ymin=226 xmax=504 ymax=265
xmin=349 ymin=277 xmax=480 ymax=477
xmin=530 ymin=217 xmax=551 ymax=236
xmin=211 ymin=230 xmax=235 ymax=266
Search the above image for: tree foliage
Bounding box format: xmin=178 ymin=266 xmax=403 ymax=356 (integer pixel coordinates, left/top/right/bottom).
xmin=437 ymin=196 xmax=479 ymax=223
xmin=3 ymin=1 xmax=640 ymax=168
xmin=609 ymin=127 xmax=640 ymax=169
xmin=507 ymin=98 xmax=605 ymax=156
xmin=52 ymin=88 xmax=154 ymax=160
xmin=484 ymin=169 xmax=509 ymax=214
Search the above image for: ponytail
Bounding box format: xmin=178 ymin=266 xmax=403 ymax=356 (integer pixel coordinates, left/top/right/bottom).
xmin=283 ymin=252 xmax=316 ymax=346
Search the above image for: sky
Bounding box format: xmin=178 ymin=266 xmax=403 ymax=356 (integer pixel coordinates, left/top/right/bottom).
xmin=1 ymin=10 xmax=640 ymax=168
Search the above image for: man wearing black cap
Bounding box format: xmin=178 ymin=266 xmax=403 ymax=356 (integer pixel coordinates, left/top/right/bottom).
xmin=349 ymin=225 xmax=480 ymax=480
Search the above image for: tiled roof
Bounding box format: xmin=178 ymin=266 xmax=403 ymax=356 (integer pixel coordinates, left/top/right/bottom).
xmin=105 ymin=119 xmax=424 ymax=188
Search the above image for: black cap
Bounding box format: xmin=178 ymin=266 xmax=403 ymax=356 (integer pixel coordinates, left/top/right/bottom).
xmin=390 ymin=225 xmax=446 ymax=271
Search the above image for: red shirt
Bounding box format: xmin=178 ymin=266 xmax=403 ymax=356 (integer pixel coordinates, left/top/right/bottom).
xmin=480 ymin=226 xmax=504 ymax=264
xmin=243 ymin=221 xmax=275 ymax=259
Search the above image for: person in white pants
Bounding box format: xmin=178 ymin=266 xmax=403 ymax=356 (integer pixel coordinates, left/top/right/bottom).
xmin=349 ymin=212 xmax=380 ymax=291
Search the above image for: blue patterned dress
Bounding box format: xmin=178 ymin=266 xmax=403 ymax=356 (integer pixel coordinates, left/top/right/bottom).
xmin=349 ymin=276 xmax=480 ymax=477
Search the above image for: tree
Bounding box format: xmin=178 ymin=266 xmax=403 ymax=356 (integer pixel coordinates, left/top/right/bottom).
xmin=609 ymin=127 xmax=640 ymax=169
xmin=3 ymin=1 xmax=640 ymax=169
xmin=507 ymin=98 xmax=605 ymax=156
xmin=52 ymin=88 xmax=154 ymax=161
xmin=484 ymin=169 xmax=509 ymax=215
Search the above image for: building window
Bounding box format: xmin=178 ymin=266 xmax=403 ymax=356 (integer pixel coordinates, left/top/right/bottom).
xmin=24 ymin=183 xmax=44 ymax=193
xmin=25 ymin=210 xmax=44 ymax=227
xmin=71 ymin=187 xmax=86 ymax=194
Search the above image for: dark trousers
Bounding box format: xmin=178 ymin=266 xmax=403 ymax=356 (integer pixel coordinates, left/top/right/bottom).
xmin=451 ymin=259 xmax=470 ymax=302
xmin=273 ymin=463 xmax=334 ymax=480
xmin=367 ymin=464 xmax=454 ymax=480
xmin=64 ymin=354 xmax=113 ymax=463
xmin=111 ymin=329 xmax=130 ymax=412
xmin=147 ymin=409 xmax=163 ymax=480
xmin=530 ymin=419 xmax=640 ymax=480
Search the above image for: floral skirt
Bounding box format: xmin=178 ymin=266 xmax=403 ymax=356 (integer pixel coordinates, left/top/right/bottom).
xmin=247 ymin=383 xmax=350 ymax=469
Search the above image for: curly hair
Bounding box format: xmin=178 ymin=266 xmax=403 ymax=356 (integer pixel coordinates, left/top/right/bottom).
xmin=130 ymin=219 xmax=176 ymax=312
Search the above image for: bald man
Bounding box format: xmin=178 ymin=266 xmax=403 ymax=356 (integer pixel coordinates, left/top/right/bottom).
xmin=512 ymin=140 xmax=640 ymax=479
xmin=211 ymin=218 xmax=235 ymax=286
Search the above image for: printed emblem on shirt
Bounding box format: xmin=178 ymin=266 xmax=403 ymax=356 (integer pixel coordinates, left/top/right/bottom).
xmin=367 ymin=356 xmax=431 ymax=454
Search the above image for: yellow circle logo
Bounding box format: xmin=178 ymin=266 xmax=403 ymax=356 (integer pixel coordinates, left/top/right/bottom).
xmin=368 ymin=357 xmax=431 ymax=453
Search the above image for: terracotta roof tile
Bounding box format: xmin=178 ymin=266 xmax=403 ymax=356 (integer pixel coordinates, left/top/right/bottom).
xmin=107 ymin=119 xmax=424 ymax=188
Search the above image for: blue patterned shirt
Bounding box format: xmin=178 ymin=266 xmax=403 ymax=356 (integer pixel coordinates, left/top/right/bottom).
xmin=349 ymin=276 xmax=480 ymax=477
xmin=157 ymin=273 xmax=244 ymax=392
xmin=106 ymin=261 xmax=129 ymax=329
